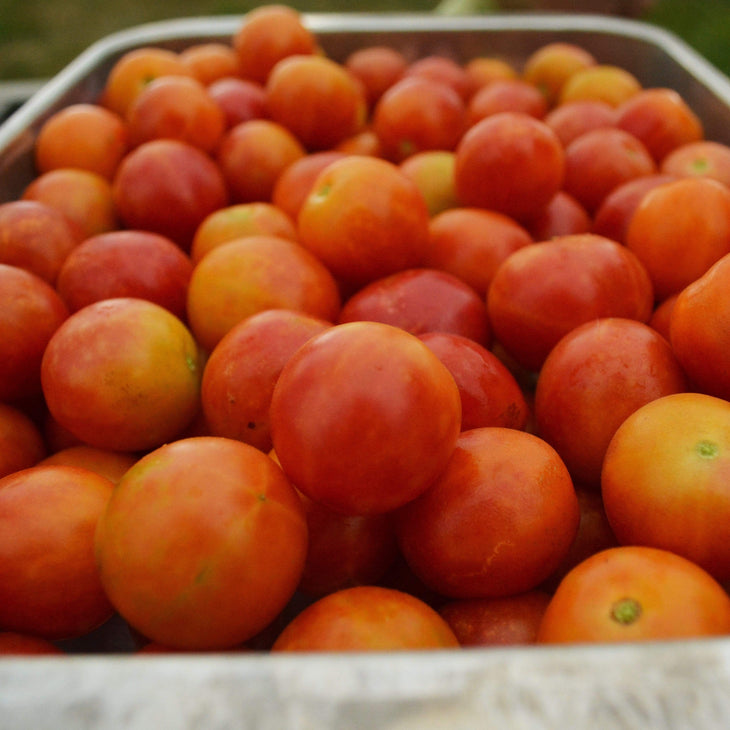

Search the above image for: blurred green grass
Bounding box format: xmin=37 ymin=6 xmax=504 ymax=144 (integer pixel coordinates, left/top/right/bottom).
xmin=1 ymin=0 xmax=730 ymax=81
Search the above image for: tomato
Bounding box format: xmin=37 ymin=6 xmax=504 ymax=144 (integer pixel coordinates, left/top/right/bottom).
xmin=0 ymin=199 xmax=81 ymax=284
xmin=439 ymin=591 xmax=552 ymax=646
xmin=425 ymin=206 xmax=532 ymax=299
xmin=41 ymin=298 xmax=203 ymax=453
xmin=626 ymin=177 xmax=730 ymax=301
xmin=22 ymin=168 xmax=118 ymax=239
xmin=294 ymin=488 xmax=399 ymax=598
xmin=397 ymin=427 xmax=580 ymax=598
xmin=522 ymin=41 xmax=596 ymax=105
xmin=101 ymin=46 xmax=191 ymax=117
xmin=201 ymin=308 xmax=332 ymax=452
xmin=216 ymin=119 xmax=305 ymax=204
xmin=112 ymin=139 xmax=228 ymax=250
xmin=179 ymin=42 xmax=241 ymax=85
xmin=0 ymin=465 xmax=115 ymax=639
xmin=454 ymin=112 xmax=565 ymax=222
xmin=95 ymin=436 xmax=308 ymax=650
xmin=615 ymin=87 xmax=704 ymax=163
xmin=0 ymin=263 xmax=69 ymax=402
xmin=344 ymin=45 xmax=408 ymax=108
xmin=537 ymin=546 xmax=730 ymax=643
xmin=39 ymin=446 xmax=137 ymax=485
xmin=296 ymin=155 xmax=430 ymax=287
xmin=0 ymin=402 xmax=47 ymax=479
xmin=338 ymin=268 xmax=491 ymax=347
xmin=466 ymin=79 xmax=547 ymax=126
xmin=186 ymin=234 xmax=341 ymax=353
xmin=601 ymin=392 xmax=730 ymax=583
xmin=559 ymin=64 xmax=642 ymax=107
xmin=207 ymin=77 xmax=267 ymax=129
xmin=543 ymin=99 xmax=616 ymax=147
xmin=399 ymin=150 xmax=459 ymax=217
xmin=270 ymin=321 xmax=462 ymax=515
xmin=0 ymin=632 xmax=65 ymax=655
xmin=271 ymin=586 xmax=459 ymax=652
xmin=232 ymin=5 xmax=317 ymax=85
xmin=34 ymin=103 xmax=129 ymax=180
xmin=55 ymin=230 xmax=193 ymax=321
xmin=372 ymin=76 xmax=467 ymax=161
xmin=418 ymin=331 xmax=529 ymax=432
xmin=660 ymin=139 xmax=730 ymax=187
xmin=669 ymin=252 xmax=730 ymax=399
xmin=562 ymin=127 xmax=656 ymax=215
xmin=191 ymin=202 xmax=298 ymax=264
xmin=266 ymin=54 xmax=367 ymax=151
xmin=126 ymin=75 xmax=226 ymax=153
xmin=534 ymin=317 xmax=687 ymax=488
xmin=487 ymin=234 xmax=654 ymax=372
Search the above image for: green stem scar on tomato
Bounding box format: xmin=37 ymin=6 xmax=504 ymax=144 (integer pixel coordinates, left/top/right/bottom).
xmin=610 ymin=597 xmax=642 ymax=626
xmin=696 ymin=440 xmax=719 ymax=459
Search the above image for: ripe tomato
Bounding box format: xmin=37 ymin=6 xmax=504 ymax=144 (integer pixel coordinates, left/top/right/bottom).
xmin=0 ymin=199 xmax=82 ymax=284
xmin=39 ymin=445 xmax=137 ymax=485
xmin=372 ymin=76 xmax=467 ymax=161
xmin=534 ymin=317 xmax=687 ymax=488
xmin=601 ymin=392 xmax=730 ymax=583
xmin=397 ymin=427 xmax=580 ymax=598
xmin=95 ymin=436 xmax=308 ymax=650
xmin=271 ymin=586 xmax=459 ymax=652
xmin=0 ymin=465 xmax=115 ymax=639
xmin=669 ymin=251 xmax=730 ymax=400
xmin=454 ymin=112 xmax=565 ymax=221
xmin=424 ymin=206 xmax=532 ymax=299
xmin=191 ymin=202 xmax=298 ymax=264
xmin=55 ymin=230 xmax=193 ymax=321
xmin=201 ymin=309 xmax=332 ymax=452
xmin=338 ymin=268 xmax=491 ymax=347
xmin=34 ymin=103 xmax=129 ymax=180
xmin=418 ymin=331 xmax=529 ymax=432
xmin=537 ymin=546 xmax=730 ymax=643
xmin=0 ymin=402 xmax=47 ymax=479
xmin=41 ymin=298 xmax=203 ymax=453
xmin=232 ymin=5 xmax=317 ymax=85
xmin=522 ymin=41 xmax=596 ymax=105
xmin=270 ymin=321 xmax=462 ymax=515
xmin=626 ymin=177 xmax=730 ymax=301
xmin=487 ymin=234 xmax=654 ymax=372
xmin=0 ymin=263 xmax=69 ymax=402
xmin=0 ymin=632 xmax=65 ymax=655
xmin=186 ymin=234 xmax=341 ymax=353
xmin=293 ymin=488 xmax=399 ymax=598
xmin=296 ymin=155 xmax=430 ymax=286
xmin=266 ymin=54 xmax=367 ymax=151
xmin=439 ymin=591 xmax=551 ymax=647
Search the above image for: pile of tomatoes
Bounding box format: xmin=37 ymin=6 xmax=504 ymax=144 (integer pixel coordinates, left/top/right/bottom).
xmin=3 ymin=3 xmax=730 ymax=655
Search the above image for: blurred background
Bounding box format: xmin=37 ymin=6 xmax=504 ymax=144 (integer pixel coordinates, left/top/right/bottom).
xmin=0 ymin=0 xmax=729 ymax=81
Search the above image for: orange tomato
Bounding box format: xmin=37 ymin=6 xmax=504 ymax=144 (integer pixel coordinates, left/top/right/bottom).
xmin=601 ymin=392 xmax=730 ymax=583
xmin=537 ymin=546 xmax=730 ymax=643
xmin=271 ymin=586 xmax=459 ymax=652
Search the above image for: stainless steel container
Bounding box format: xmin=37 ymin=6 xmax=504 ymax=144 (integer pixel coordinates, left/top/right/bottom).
xmin=2 ymin=13 xmax=730 ymax=729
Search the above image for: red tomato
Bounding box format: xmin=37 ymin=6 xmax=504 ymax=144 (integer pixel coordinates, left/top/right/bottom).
xmin=269 ymin=321 xmax=462 ymax=515
xmin=397 ymin=427 xmax=580 ymax=598
xmin=0 ymin=465 xmax=115 ymax=639
xmin=534 ymin=317 xmax=688 ymax=488
xmin=487 ymin=234 xmax=654 ymax=372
